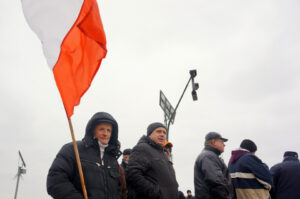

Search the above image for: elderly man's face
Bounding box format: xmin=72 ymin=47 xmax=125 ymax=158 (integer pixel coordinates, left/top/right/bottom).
xmin=149 ymin=127 xmax=167 ymax=146
xmin=212 ymin=139 xmax=225 ymax=153
xmin=94 ymin=123 xmax=112 ymax=145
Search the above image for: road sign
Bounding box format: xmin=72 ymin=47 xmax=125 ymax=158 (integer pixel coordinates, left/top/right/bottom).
xmin=159 ymin=90 xmax=176 ymax=124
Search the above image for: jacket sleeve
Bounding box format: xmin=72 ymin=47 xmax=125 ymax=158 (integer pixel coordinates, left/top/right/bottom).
xmin=241 ymin=155 xmax=273 ymax=190
xmin=200 ymin=156 xmax=231 ymax=199
xmin=119 ymin=166 xmax=127 ymax=199
xmin=47 ymin=144 xmax=83 ymax=199
xmin=125 ymin=146 xmax=161 ymax=199
xmin=270 ymin=164 xmax=279 ymax=198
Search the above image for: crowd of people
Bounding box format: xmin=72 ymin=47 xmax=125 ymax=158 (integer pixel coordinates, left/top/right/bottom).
xmin=46 ymin=112 xmax=300 ymax=199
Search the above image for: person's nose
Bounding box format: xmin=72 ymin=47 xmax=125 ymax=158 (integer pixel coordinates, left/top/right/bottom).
xmin=103 ymin=129 xmax=109 ymax=136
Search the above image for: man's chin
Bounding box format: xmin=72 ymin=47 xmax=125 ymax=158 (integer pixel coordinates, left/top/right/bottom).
xmin=99 ymin=140 xmax=109 ymax=145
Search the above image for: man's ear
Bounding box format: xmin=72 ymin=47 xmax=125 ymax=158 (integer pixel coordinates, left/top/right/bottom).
xmin=210 ymin=139 xmax=216 ymax=146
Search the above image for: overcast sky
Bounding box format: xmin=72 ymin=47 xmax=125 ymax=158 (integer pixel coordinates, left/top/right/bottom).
xmin=1 ymin=0 xmax=300 ymax=198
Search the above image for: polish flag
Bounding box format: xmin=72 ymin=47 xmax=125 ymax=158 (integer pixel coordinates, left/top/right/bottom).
xmin=22 ymin=0 xmax=107 ymax=118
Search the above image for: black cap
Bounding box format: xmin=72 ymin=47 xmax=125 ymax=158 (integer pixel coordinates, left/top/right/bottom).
xmin=284 ymin=151 xmax=298 ymax=158
xmin=147 ymin=122 xmax=167 ymax=136
xmin=205 ymin=132 xmax=228 ymax=142
xmin=123 ymin=148 xmax=132 ymax=155
xmin=240 ymin=139 xmax=257 ymax=152
xmin=187 ymin=190 xmax=191 ymax=193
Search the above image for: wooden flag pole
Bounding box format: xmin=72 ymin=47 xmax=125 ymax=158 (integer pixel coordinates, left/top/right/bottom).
xmin=67 ymin=118 xmax=88 ymax=199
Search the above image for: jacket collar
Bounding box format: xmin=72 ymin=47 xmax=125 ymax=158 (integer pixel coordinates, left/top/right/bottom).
xmin=138 ymin=135 xmax=164 ymax=151
xmin=205 ymin=145 xmax=221 ymax=156
xmin=283 ymin=156 xmax=299 ymax=162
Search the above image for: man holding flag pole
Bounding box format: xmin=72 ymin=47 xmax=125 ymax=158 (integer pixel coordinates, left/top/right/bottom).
xmin=47 ymin=112 xmax=123 ymax=199
xmin=21 ymin=0 xmax=110 ymax=198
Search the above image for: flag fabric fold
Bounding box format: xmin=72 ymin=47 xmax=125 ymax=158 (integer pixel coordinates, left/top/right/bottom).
xmin=22 ymin=0 xmax=107 ymax=118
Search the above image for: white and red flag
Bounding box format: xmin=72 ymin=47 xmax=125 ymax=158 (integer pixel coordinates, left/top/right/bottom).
xmin=22 ymin=0 xmax=107 ymax=118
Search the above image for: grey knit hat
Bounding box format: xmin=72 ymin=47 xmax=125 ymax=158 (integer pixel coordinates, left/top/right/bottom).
xmin=147 ymin=122 xmax=166 ymax=136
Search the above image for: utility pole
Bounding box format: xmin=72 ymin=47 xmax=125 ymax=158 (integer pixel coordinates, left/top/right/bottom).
xmin=14 ymin=151 xmax=26 ymax=199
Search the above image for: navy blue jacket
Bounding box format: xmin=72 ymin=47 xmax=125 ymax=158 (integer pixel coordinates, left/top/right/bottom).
xmin=270 ymin=157 xmax=300 ymax=199
xmin=228 ymin=149 xmax=272 ymax=199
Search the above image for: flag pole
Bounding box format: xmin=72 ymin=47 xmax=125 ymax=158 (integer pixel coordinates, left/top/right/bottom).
xmin=67 ymin=118 xmax=88 ymax=199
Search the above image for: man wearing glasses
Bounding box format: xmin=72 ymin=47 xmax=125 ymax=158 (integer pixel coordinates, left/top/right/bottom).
xmin=194 ymin=132 xmax=234 ymax=199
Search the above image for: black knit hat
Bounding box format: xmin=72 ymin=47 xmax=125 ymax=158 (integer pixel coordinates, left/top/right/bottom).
xmin=123 ymin=148 xmax=132 ymax=155
xmin=284 ymin=151 xmax=298 ymax=158
xmin=240 ymin=139 xmax=257 ymax=152
xmin=147 ymin=122 xmax=166 ymax=136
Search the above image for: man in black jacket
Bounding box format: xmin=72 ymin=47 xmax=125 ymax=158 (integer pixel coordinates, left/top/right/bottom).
xmin=270 ymin=151 xmax=300 ymax=199
xmin=47 ymin=112 xmax=123 ymax=199
xmin=121 ymin=148 xmax=132 ymax=170
xmin=194 ymin=132 xmax=233 ymax=199
xmin=126 ymin=122 xmax=179 ymax=199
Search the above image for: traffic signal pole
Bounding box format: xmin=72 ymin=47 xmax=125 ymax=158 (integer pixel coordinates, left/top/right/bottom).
xmin=166 ymin=76 xmax=192 ymax=140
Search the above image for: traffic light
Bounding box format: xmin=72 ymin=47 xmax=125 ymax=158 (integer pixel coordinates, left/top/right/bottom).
xmin=189 ymin=69 xmax=198 ymax=101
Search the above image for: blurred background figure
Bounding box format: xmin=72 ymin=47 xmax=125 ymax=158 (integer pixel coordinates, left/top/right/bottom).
xmin=186 ymin=189 xmax=195 ymax=199
xmin=121 ymin=148 xmax=132 ymax=170
xmin=270 ymin=151 xmax=300 ymax=199
xmin=178 ymin=191 xmax=185 ymax=199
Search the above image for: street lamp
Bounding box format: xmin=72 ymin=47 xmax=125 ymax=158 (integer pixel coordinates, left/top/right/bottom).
xmin=159 ymin=69 xmax=199 ymax=140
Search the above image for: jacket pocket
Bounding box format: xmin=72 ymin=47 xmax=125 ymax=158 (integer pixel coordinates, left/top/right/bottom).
xmin=108 ymin=169 xmax=120 ymax=178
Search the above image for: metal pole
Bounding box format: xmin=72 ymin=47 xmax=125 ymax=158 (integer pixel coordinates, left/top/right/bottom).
xmin=14 ymin=167 xmax=21 ymax=199
xmin=166 ymin=76 xmax=192 ymax=140
xmin=164 ymin=114 xmax=168 ymax=126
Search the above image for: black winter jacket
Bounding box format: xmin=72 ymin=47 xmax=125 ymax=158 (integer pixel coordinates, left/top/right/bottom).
xmin=126 ymin=135 xmax=179 ymax=199
xmin=194 ymin=145 xmax=233 ymax=199
xmin=270 ymin=157 xmax=300 ymax=199
xmin=47 ymin=112 xmax=122 ymax=199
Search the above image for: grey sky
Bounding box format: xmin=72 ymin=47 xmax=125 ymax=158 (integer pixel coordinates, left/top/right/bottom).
xmin=1 ymin=0 xmax=300 ymax=198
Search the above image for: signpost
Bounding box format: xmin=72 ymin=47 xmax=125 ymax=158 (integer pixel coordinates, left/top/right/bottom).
xmin=159 ymin=69 xmax=199 ymax=141
xmin=159 ymin=90 xmax=176 ymax=126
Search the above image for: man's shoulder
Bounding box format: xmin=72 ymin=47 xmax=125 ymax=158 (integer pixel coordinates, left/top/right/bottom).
xmin=200 ymin=148 xmax=218 ymax=158
xmin=132 ymin=141 xmax=153 ymax=154
xmin=239 ymin=153 xmax=270 ymax=170
xmin=196 ymin=149 xmax=219 ymax=164
xmin=270 ymin=162 xmax=282 ymax=172
xmin=239 ymin=153 xmax=261 ymax=162
xmin=272 ymin=159 xmax=300 ymax=171
xmin=59 ymin=141 xmax=85 ymax=154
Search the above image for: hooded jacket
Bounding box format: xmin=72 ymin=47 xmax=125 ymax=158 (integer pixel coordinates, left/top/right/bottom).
xmin=270 ymin=157 xmax=300 ymax=199
xmin=194 ymin=145 xmax=233 ymax=199
xmin=126 ymin=135 xmax=179 ymax=199
xmin=228 ymin=149 xmax=272 ymax=199
xmin=47 ymin=112 xmax=122 ymax=199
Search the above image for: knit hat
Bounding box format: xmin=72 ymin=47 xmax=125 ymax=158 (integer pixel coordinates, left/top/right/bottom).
xmin=147 ymin=122 xmax=166 ymax=136
xmin=123 ymin=148 xmax=132 ymax=155
xmin=284 ymin=151 xmax=298 ymax=158
xmin=240 ymin=139 xmax=257 ymax=152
